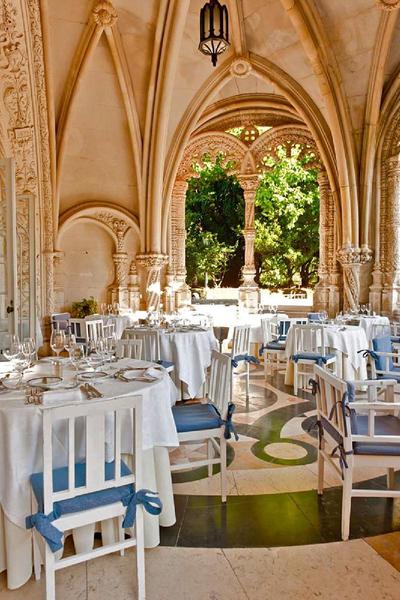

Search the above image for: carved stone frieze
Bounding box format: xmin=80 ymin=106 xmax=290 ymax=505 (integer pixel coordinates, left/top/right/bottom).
xmin=251 ymin=127 xmax=320 ymax=172
xmin=177 ymin=133 xmax=247 ymax=180
xmin=376 ymin=0 xmax=400 ymax=10
xmin=337 ymin=244 xmax=372 ymax=312
xmin=92 ymin=1 xmax=118 ymax=27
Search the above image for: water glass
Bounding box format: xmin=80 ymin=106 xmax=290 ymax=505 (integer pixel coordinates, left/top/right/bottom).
xmin=2 ymin=334 xmax=21 ymax=362
xmin=50 ymin=329 xmax=66 ymax=359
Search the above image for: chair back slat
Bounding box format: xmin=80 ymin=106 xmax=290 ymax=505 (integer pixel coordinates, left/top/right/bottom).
xmin=41 ymin=396 xmax=141 ymax=514
xmin=293 ymin=324 xmax=327 ymax=354
xmin=69 ymin=318 xmax=87 ymax=340
xmin=125 ymin=330 xmax=161 ymax=362
xmin=232 ymin=325 xmax=251 ymax=356
xmin=116 ymin=339 xmax=142 ymax=360
xmin=208 ymin=351 xmax=231 ymax=417
xmin=314 ymin=365 xmax=348 ymax=440
xmin=86 ymin=319 xmax=104 ymax=342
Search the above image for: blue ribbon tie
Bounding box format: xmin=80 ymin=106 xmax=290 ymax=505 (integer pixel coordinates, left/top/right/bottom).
xmin=122 ymin=489 xmax=162 ymax=528
xmin=232 ymin=354 xmax=260 ymax=368
xmin=259 ymin=345 xmax=267 ymax=357
xmin=223 ymin=403 xmax=239 ymax=441
xmin=26 ymin=508 xmax=63 ymax=553
xmin=358 ymin=348 xmax=379 ymax=362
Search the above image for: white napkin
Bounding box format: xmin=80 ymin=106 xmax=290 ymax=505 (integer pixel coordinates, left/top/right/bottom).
xmin=42 ymin=389 xmax=83 ymax=406
xmin=144 ymin=367 xmax=163 ymax=380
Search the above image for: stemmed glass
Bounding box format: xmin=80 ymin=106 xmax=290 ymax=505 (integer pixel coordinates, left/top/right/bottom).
xmin=70 ymin=344 xmax=85 ymax=370
xmin=22 ymin=338 xmax=36 ymax=367
xmin=50 ymin=329 xmax=66 ymax=360
xmin=2 ymin=334 xmax=21 ymax=363
xmin=104 ymin=334 xmax=117 ymax=368
xmin=64 ymin=331 xmax=77 ymax=361
xmin=100 ymin=303 xmax=107 ymax=316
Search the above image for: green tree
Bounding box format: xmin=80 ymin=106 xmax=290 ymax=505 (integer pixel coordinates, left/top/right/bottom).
xmin=255 ymin=145 xmax=320 ymax=289
xmin=185 ymin=154 xmax=245 ymax=287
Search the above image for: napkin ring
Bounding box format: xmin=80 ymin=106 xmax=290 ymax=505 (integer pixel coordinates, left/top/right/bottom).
xmin=25 ymin=388 xmax=44 ymax=405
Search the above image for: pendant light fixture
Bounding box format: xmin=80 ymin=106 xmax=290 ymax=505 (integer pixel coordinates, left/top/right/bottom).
xmin=199 ymin=0 xmax=230 ymax=67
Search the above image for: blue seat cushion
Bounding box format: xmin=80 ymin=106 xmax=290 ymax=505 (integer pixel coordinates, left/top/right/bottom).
xmin=31 ymin=460 xmax=133 ymax=515
xmin=377 ymin=367 xmax=400 ymax=382
xmin=291 ymin=352 xmax=335 ymax=364
xmin=372 ymin=336 xmax=393 ymax=371
xmin=352 ymin=414 xmax=400 ymax=456
xmin=265 ymin=341 xmax=286 ymax=351
xmin=157 ymin=359 xmax=174 ymax=369
xmin=172 ymin=403 xmax=222 ymax=433
xmin=391 ymin=337 xmax=400 ymax=344
xmin=307 ymin=313 xmax=321 ymax=322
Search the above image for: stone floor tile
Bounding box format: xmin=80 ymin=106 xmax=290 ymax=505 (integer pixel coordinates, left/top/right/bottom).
xmin=365 ymin=531 xmax=400 ymax=572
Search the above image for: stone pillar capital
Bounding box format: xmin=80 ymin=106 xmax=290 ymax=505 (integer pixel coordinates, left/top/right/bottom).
xmin=92 ymin=1 xmax=118 ymax=27
xmin=375 ymin=0 xmax=400 ymax=11
xmin=237 ymin=174 xmax=259 ymax=195
xmin=136 ymin=253 xmax=168 ymax=269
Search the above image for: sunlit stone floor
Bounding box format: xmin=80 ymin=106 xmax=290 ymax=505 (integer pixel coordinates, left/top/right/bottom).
xmin=2 ymin=365 xmax=400 ymax=599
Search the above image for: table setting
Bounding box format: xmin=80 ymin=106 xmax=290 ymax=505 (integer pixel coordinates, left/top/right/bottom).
xmin=0 ymin=336 xmax=179 ymax=590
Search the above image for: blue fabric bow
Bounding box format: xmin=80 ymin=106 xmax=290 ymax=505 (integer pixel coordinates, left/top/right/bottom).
xmin=26 ymin=508 xmax=63 ymax=553
xmin=223 ymin=403 xmax=239 ymax=441
xmin=259 ymin=345 xmax=267 ymax=357
xmin=357 ymin=348 xmax=379 ymax=361
xmin=232 ymin=354 xmax=260 ymax=368
xmin=308 ymin=378 xmax=319 ymax=396
xmin=121 ymin=489 xmax=162 ymax=528
xmin=291 ymin=354 xmax=331 ymax=367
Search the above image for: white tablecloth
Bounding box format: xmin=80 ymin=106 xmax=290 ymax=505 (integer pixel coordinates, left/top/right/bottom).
xmin=94 ymin=315 xmax=137 ymax=339
xmin=284 ymin=325 xmax=369 ymax=384
xmin=0 ymin=358 xmax=179 ymax=589
xmin=357 ymin=315 xmax=391 ymax=340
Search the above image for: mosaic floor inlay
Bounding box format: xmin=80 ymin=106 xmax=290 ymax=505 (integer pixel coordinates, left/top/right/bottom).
xmin=166 ymin=365 xmax=400 ymax=548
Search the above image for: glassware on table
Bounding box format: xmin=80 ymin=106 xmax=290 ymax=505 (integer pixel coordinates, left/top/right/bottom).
xmin=100 ymin=303 xmax=107 ymax=316
xmin=2 ymin=334 xmax=21 ymax=362
xmin=87 ymin=339 xmax=104 ymax=370
xmin=50 ymin=329 xmax=66 ymax=359
xmin=104 ymin=334 xmax=117 ymax=366
xmin=69 ymin=344 xmax=85 ymax=370
xmin=22 ymin=338 xmax=36 ymax=367
xmin=64 ymin=332 xmax=77 ymax=360
xmin=107 ymin=304 xmax=113 ymax=316
xmin=112 ymin=302 xmax=120 ymax=315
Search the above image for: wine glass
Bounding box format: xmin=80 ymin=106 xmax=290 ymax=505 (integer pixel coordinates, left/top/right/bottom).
xmin=112 ymin=302 xmax=120 ymax=315
xmin=64 ymin=332 xmax=77 ymax=360
xmin=22 ymin=338 xmax=36 ymax=367
xmin=2 ymin=334 xmax=21 ymax=363
xmin=70 ymin=344 xmax=85 ymax=370
xmin=50 ymin=329 xmax=65 ymax=359
xmin=100 ymin=303 xmax=107 ymax=316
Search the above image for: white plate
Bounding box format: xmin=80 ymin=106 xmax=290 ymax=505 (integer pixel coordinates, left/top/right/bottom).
xmin=27 ymin=376 xmax=63 ymax=389
xmin=41 ymin=356 xmax=68 ymax=363
xmin=77 ymin=371 xmax=108 ymax=382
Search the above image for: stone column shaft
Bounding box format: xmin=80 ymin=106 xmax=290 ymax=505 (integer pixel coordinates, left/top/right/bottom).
xmin=381 ymin=154 xmax=400 ymax=315
xmin=170 ymin=180 xmax=191 ymax=307
xmin=238 ymin=175 xmax=259 ymax=312
xmin=136 ymin=253 xmax=168 ymax=310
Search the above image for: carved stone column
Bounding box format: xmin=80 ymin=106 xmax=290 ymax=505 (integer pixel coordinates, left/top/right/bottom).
xmin=238 ymin=174 xmax=259 ymax=313
xmin=313 ymin=170 xmax=339 ymax=316
xmin=171 ymin=181 xmax=191 ymax=307
xmin=53 ymin=250 xmax=65 ymax=311
xmin=127 ymin=260 xmax=140 ymax=311
xmin=111 ymin=252 xmax=129 ymax=306
xmin=381 ymin=154 xmax=400 ymax=315
xmin=136 ymin=253 xmax=168 ymax=310
xmin=164 ymin=267 xmax=176 ymax=313
xmin=337 ymin=244 xmax=372 ymax=312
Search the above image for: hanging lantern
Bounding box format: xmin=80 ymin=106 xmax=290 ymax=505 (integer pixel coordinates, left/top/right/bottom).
xmin=199 ymin=0 xmax=230 ymax=67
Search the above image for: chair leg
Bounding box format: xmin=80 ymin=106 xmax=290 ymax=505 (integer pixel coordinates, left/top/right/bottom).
xmin=135 ymin=508 xmax=146 ymax=600
xmin=31 ymin=491 xmax=41 ymax=581
xmin=118 ymin=516 xmax=125 ymax=557
xmin=246 ymin=363 xmax=250 ymax=403
xmin=387 ymin=467 xmax=396 ymax=489
xmin=220 ymin=434 xmax=227 ymax=503
xmin=44 ymin=545 xmax=56 ymax=600
xmin=341 ymin=466 xmax=353 ymax=541
xmin=317 ymin=445 xmax=324 ymax=495
xmin=293 ymin=363 xmax=298 ymax=396
xmin=263 ymin=351 xmax=268 ymax=380
xmin=207 ymin=439 xmax=213 ymax=477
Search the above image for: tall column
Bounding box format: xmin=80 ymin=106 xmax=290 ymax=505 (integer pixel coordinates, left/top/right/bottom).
xmin=314 ymin=170 xmax=339 ymax=316
xmin=171 ymin=181 xmax=191 ymax=307
xmin=127 ymin=260 xmax=141 ymax=311
xmin=238 ymin=174 xmax=259 ymax=313
xmin=382 ymin=154 xmax=400 ymax=315
xmin=136 ymin=253 xmax=168 ymax=310
xmin=111 ymin=252 xmax=129 ymax=306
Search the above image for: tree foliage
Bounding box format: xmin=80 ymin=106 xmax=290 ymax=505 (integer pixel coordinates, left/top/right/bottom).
xmin=185 ymin=154 xmax=244 ymax=287
xmin=255 ymin=145 xmax=320 ymax=288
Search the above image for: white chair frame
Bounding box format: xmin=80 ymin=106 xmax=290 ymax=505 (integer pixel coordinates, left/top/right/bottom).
xmin=85 ymin=318 xmax=104 ymax=342
xmin=228 ymin=325 xmax=251 ymax=401
xmin=170 ymin=351 xmax=231 ymax=501
xmin=291 ymin=324 xmax=337 ymax=395
xmin=314 ymin=365 xmax=400 ymax=541
xmin=367 ymin=346 xmax=400 ymax=380
xmin=30 ymin=395 xmax=145 ymax=600
xmin=69 ymin=318 xmax=87 ymax=342
xmin=261 ymin=318 xmax=308 ymax=377
xmin=125 ymin=329 xmax=174 ymax=373
xmin=116 ymin=339 xmax=143 ymax=360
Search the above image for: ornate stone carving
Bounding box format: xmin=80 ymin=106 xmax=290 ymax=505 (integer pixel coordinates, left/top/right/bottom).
xmin=136 ymin=253 xmax=168 ymax=310
xmin=92 ymin=1 xmax=118 ymax=27
xmin=230 ymin=58 xmax=252 ymax=79
xmin=251 ymin=126 xmax=320 ymax=172
xmin=337 ymin=244 xmax=372 ymax=312
xmin=237 ymin=175 xmax=259 ymax=311
xmin=112 ymin=252 xmax=129 ymax=286
xmin=127 ymin=260 xmax=140 ymax=311
xmin=375 ymin=0 xmax=400 ymax=10
xmin=94 ymin=212 xmax=130 ymax=251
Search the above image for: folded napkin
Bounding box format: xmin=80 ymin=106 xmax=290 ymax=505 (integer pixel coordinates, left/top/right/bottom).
xmin=144 ymin=367 xmax=163 ymax=380
xmin=42 ymin=389 xmax=83 ymax=406
xmin=120 ymin=367 xmax=163 ymax=381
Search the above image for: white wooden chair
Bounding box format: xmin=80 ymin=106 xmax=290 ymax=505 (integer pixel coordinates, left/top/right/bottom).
xmin=225 ymin=324 xmax=253 ymax=401
xmin=85 ymin=318 xmax=104 ymax=342
xmin=261 ymin=317 xmax=307 ymax=377
xmin=26 ymin=395 xmax=160 ymax=600
xmin=313 ymin=365 xmax=400 ymax=540
xmin=125 ymin=329 xmax=174 ymax=373
xmin=51 ymin=313 xmax=70 ymax=332
xmin=290 ymin=324 xmax=337 ymax=395
xmin=116 ymin=339 xmax=143 ymax=360
xmin=170 ymin=351 xmax=232 ymax=501
xmin=69 ymin=318 xmax=87 ymax=343
xmin=366 ymin=336 xmax=400 ymax=382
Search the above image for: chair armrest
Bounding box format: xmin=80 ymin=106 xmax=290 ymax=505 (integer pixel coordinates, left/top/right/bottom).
xmin=351 ymin=379 xmax=397 ymax=387
xmin=350 ymin=401 xmax=400 ymax=411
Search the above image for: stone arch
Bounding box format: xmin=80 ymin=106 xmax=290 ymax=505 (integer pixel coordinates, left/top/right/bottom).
xmin=250 ymin=125 xmax=321 ymax=172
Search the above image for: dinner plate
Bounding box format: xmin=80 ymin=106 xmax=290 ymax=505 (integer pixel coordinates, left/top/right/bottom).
xmin=27 ymin=376 xmax=63 ymax=389
xmin=77 ymin=371 xmax=108 ymax=382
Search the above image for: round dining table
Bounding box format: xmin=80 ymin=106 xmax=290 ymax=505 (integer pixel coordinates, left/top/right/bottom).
xmin=0 ymin=357 xmax=179 ymax=590
xmin=284 ymin=324 xmax=369 ymax=385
